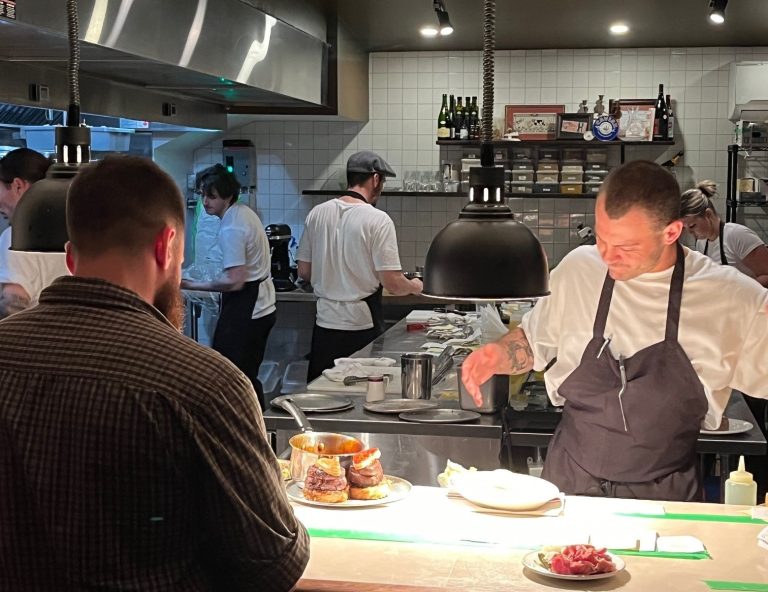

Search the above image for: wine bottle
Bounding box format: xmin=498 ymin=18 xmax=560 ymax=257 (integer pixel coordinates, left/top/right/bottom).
xmin=666 ymin=94 xmax=675 ymax=141
xmin=457 ymin=97 xmax=469 ymax=140
xmin=661 ymin=150 xmax=684 ymax=168
xmin=447 ymin=94 xmax=456 ymax=139
xmin=469 ymin=96 xmax=478 ymax=139
xmin=437 ymin=93 xmax=449 ymax=139
xmin=653 ymin=84 xmax=668 ymax=141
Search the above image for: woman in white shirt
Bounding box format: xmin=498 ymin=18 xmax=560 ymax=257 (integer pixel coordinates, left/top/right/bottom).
xmin=681 ymin=180 xmax=768 ymax=287
xmin=182 ymin=164 xmax=276 ymax=408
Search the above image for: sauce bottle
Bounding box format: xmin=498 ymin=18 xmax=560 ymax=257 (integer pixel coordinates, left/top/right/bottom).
xmin=724 ymin=456 xmax=757 ymax=506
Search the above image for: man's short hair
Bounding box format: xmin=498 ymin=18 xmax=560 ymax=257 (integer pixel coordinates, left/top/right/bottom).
xmin=197 ymin=163 xmax=240 ymax=205
xmin=66 ymin=155 xmax=185 ymax=256
xmin=0 ymin=148 xmax=51 ymax=185
xmin=601 ymin=160 xmax=681 ymax=228
xmin=347 ymin=171 xmax=375 ymax=188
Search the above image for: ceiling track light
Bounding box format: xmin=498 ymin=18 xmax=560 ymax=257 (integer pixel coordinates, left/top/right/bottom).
xmin=421 ymin=0 xmax=453 ymax=37
xmin=709 ymin=0 xmax=727 ymax=24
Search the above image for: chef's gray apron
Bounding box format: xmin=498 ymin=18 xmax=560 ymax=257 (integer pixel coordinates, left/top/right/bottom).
xmin=541 ymin=243 xmax=708 ymax=501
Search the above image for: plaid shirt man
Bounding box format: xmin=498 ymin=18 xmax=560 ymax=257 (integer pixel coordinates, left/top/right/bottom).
xmin=0 ymin=276 xmax=308 ymax=591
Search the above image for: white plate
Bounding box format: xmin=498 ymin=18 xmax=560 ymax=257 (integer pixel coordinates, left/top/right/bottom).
xmin=286 ymin=475 xmax=411 ymax=508
xmin=453 ymin=469 xmax=560 ymax=511
xmin=700 ymin=417 xmax=753 ymax=435
xmin=522 ymin=550 xmax=625 ymax=581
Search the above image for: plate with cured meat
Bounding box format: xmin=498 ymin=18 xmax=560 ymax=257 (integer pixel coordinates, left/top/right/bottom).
xmin=522 ymin=545 xmax=625 ymax=580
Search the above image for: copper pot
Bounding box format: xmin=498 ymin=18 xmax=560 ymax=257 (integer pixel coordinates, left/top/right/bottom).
xmin=278 ymin=398 xmax=364 ymax=484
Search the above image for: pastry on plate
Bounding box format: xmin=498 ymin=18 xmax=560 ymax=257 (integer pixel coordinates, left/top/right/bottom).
xmin=304 ymin=457 xmax=349 ymax=503
xmin=348 ymin=448 xmax=389 ymax=500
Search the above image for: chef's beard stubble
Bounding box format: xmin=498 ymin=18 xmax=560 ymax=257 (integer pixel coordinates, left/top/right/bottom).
xmin=154 ymin=272 xmax=185 ymax=331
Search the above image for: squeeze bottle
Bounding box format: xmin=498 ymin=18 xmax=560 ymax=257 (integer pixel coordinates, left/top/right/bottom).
xmin=724 ymin=456 xmax=757 ymax=506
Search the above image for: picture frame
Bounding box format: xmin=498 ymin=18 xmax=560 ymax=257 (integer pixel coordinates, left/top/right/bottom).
xmin=505 ymin=104 xmax=565 ymax=140
xmin=555 ymin=113 xmax=593 ymax=140
xmin=617 ymin=99 xmax=656 ymax=142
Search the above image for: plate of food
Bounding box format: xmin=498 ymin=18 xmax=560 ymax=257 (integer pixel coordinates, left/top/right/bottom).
xmin=522 ymin=545 xmax=625 ymax=580
xmin=277 ymin=458 xmax=291 ymax=481
xmin=700 ymin=417 xmax=753 ymax=435
xmin=452 ymin=469 xmax=561 ymax=511
xmin=286 ymin=449 xmax=412 ymax=508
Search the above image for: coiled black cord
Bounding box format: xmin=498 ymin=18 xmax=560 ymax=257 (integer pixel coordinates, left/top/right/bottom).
xmin=481 ymin=0 xmax=495 ymax=144
xmin=66 ymin=0 xmax=81 ymax=126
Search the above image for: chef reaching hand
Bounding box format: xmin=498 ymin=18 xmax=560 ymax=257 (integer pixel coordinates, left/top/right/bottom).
xmin=462 ymin=161 xmax=768 ymax=502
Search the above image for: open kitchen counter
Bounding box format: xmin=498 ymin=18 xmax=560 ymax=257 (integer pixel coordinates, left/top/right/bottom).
xmin=292 ymin=485 xmax=768 ymax=591
xmin=264 ymin=318 xmax=766 ymax=486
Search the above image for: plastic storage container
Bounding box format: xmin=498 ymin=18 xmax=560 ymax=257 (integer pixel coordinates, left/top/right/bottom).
xmin=562 ymin=148 xmax=584 ymax=161
xmin=560 ymin=183 xmax=583 ymax=194
xmin=561 ymin=171 xmax=584 ymax=183
xmin=281 ymin=360 xmax=309 ymax=394
xmin=537 ymin=160 xmax=559 ymax=172
xmin=512 ymin=170 xmax=534 ymax=182
xmin=724 ymin=456 xmax=757 ymax=506
xmin=585 ymin=169 xmax=609 ymax=182
xmin=536 ymin=171 xmax=559 ymax=183
xmin=512 ymin=160 xmax=534 ymax=171
xmin=509 ymin=181 xmax=534 ymax=194
xmin=538 ymin=147 xmax=560 ymax=161
xmin=585 ymin=148 xmax=609 ymax=164
xmin=584 ymin=181 xmax=603 ymax=194
xmin=533 ymin=182 xmax=559 ymax=193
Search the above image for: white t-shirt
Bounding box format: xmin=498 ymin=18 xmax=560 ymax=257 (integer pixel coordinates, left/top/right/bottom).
xmin=695 ymin=222 xmax=765 ymax=278
xmin=0 ymin=227 xmax=11 ymax=284
xmin=521 ymin=245 xmax=768 ymax=430
xmin=296 ymin=198 xmax=402 ymax=330
xmin=218 ymin=203 xmax=275 ymax=319
xmin=0 ymin=226 xmax=70 ymax=305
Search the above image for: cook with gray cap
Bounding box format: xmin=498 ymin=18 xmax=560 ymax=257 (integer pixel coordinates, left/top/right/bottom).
xmin=297 ymin=151 xmax=423 ymax=381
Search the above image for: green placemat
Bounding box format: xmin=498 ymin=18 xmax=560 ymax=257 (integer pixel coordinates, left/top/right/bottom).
xmin=619 ymin=512 xmax=766 ymax=525
xmin=612 ymin=549 xmax=710 ymax=560
xmin=704 ymin=581 xmax=768 ymax=591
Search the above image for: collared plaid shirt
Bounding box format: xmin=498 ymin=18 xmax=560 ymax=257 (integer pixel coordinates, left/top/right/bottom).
xmin=0 ymin=276 xmax=308 ymax=591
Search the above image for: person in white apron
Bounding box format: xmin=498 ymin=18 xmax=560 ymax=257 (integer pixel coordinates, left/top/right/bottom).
xmin=461 ymin=161 xmax=768 ymax=501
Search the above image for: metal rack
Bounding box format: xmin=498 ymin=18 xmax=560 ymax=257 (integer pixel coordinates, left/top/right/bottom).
xmin=726 ymin=143 xmax=768 ymax=222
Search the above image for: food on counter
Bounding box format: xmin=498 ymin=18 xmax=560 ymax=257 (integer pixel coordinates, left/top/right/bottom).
xmin=277 ymin=459 xmax=291 ymax=481
xmin=304 ymin=457 xmax=349 ymax=503
xmin=437 ymin=459 xmax=477 ymax=488
xmin=538 ymin=544 xmax=616 ymax=576
xmin=348 ymin=448 xmax=390 ymax=500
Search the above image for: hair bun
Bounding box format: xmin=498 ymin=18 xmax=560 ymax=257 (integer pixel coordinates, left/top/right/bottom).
xmin=696 ymin=180 xmax=717 ymax=198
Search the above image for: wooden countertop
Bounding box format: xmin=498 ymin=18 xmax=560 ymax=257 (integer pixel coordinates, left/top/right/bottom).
xmin=292 ymin=485 xmax=768 ymax=591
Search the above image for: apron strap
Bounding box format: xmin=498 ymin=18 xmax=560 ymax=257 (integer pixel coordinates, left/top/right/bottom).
xmin=664 ymin=242 xmax=686 ymax=342
xmin=341 ymin=190 xmax=369 ymax=204
xmin=592 ymin=272 xmax=615 ymax=339
xmin=718 ymin=221 xmax=728 ymax=265
xmin=362 ymin=285 xmax=385 ymax=333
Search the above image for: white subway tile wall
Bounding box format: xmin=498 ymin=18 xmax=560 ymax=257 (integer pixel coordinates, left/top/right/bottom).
xmin=193 ymin=46 xmax=768 ymax=271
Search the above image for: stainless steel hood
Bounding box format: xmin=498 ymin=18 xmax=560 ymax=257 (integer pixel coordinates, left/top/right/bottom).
xmin=0 ymin=0 xmax=334 ymax=127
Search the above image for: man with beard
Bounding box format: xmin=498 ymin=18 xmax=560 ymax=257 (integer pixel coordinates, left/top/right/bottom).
xmin=0 ymin=156 xmax=309 ymax=591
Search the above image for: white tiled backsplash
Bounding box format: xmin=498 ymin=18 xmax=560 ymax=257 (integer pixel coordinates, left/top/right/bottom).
xmin=193 ymin=46 xmax=768 ymax=270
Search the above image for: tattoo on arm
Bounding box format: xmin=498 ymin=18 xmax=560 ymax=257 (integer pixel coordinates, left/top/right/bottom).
xmin=0 ymin=292 xmax=31 ymax=319
xmin=502 ymin=328 xmax=534 ymax=374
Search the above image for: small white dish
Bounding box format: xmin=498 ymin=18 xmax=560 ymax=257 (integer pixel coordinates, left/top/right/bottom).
xmin=522 ymin=551 xmax=625 ymax=581
xmin=700 ymin=417 xmax=753 ymax=435
xmin=453 ymin=469 xmax=560 ymax=511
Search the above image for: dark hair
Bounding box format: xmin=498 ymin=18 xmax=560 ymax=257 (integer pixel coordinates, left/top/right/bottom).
xmin=0 ymin=148 xmax=51 ymax=184
xmin=347 ymin=171 xmax=375 ymax=188
xmin=67 ymin=155 xmax=185 ymax=256
xmin=601 ymin=160 xmax=681 ymax=228
xmin=680 ymin=180 xmax=718 ymax=218
xmin=197 ymin=163 xmax=240 ymax=205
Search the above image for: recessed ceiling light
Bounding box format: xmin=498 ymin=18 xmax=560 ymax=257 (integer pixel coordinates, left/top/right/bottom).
xmin=709 ymin=0 xmax=727 ymax=24
xmin=420 ymin=25 xmax=439 ymax=37
xmin=610 ymin=23 xmax=629 ymax=35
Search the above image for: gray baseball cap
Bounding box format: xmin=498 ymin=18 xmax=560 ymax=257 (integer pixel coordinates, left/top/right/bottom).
xmin=346 ymin=151 xmax=396 ymax=178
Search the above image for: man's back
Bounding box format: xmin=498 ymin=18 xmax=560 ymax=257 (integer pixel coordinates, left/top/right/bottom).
xmin=0 ymin=277 xmax=308 ymax=591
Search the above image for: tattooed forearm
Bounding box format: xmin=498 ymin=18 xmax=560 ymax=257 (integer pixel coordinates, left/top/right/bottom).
xmin=0 ymin=285 xmax=31 ymax=319
xmin=500 ymin=327 xmax=534 ymax=374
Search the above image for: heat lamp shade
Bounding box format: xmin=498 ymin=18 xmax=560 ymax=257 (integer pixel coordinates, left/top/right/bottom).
xmin=422 ymin=214 xmax=550 ymax=300
xmin=10 ymin=164 xmax=77 ymax=253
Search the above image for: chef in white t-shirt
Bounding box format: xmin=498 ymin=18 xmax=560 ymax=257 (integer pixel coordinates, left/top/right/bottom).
xmin=0 ymin=148 xmax=68 ymax=317
xmin=297 ymin=151 xmax=423 ymax=382
xmin=680 ymin=180 xmax=768 ymax=287
xmin=461 ymin=161 xmax=768 ymax=502
xmin=181 ymin=164 xmax=276 ymax=408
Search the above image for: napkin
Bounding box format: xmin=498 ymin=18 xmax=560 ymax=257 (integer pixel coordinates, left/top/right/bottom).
xmin=322 ymin=357 xmax=398 ymax=382
xmin=758 ymin=525 xmax=768 ymax=551
xmin=333 ymin=357 xmax=397 ymax=367
xmin=656 ymin=535 xmax=706 ymax=553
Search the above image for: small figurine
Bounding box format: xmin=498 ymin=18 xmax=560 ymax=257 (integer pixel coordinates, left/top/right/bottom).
xmin=578 ymin=100 xmax=589 ymax=114
xmin=594 ymin=95 xmax=605 ymax=116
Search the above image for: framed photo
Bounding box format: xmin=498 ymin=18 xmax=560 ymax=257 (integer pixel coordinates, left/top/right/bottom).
xmin=505 ymin=104 xmax=565 ymax=140
xmin=555 ymin=113 xmax=593 ymax=139
xmin=617 ymin=99 xmax=656 ymax=142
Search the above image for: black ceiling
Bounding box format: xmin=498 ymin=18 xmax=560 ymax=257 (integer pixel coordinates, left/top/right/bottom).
xmin=314 ymin=0 xmax=768 ymax=51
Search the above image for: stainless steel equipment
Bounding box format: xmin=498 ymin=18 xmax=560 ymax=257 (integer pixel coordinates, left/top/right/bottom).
xmin=401 ymin=352 xmax=433 ymax=399
xmin=457 ymin=363 xmax=509 ymax=414
xmin=265 ymin=224 xmax=297 ymax=292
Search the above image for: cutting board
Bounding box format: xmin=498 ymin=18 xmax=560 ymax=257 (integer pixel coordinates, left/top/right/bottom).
xmin=309 ymin=366 xmax=402 ymax=394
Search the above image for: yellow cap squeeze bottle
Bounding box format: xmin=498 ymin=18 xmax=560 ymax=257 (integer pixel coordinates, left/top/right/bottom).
xmin=724 ymin=455 xmax=757 ymax=506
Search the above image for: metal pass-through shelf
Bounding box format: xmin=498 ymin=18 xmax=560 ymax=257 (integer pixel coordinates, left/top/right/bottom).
xmin=726 ymin=144 xmax=768 ymax=222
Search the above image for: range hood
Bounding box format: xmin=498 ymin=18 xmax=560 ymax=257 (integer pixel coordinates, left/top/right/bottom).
xmin=0 ymin=0 xmax=362 ymax=128
xmin=729 ymin=62 xmax=768 ymax=122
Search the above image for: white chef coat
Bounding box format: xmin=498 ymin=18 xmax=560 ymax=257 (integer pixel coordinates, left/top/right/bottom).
xmin=296 ymin=198 xmax=402 ymax=330
xmin=218 ymin=202 xmax=275 ymax=319
xmin=0 ymin=227 xmax=11 ymax=284
xmin=695 ymin=222 xmax=765 ymax=278
xmin=521 ymin=245 xmax=768 ymax=430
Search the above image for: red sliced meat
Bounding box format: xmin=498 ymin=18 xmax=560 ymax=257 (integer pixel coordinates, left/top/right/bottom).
xmin=546 ymin=544 xmax=616 ymax=576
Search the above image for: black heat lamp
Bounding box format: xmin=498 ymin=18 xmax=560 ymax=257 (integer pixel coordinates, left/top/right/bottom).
xmin=11 ymin=0 xmax=91 ymax=252
xmin=422 ymin=0 xmax=549 ymax=301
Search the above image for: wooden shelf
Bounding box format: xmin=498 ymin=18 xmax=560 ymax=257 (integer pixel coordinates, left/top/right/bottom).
xmin=726 ymin=199 xmax=768 ymax=207
xmin=436 ymin=139 xmax=676 ymax=147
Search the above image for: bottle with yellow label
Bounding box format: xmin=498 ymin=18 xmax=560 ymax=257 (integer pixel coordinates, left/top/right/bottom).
xmin=724 ymin=456 xmax=757 ymax=506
